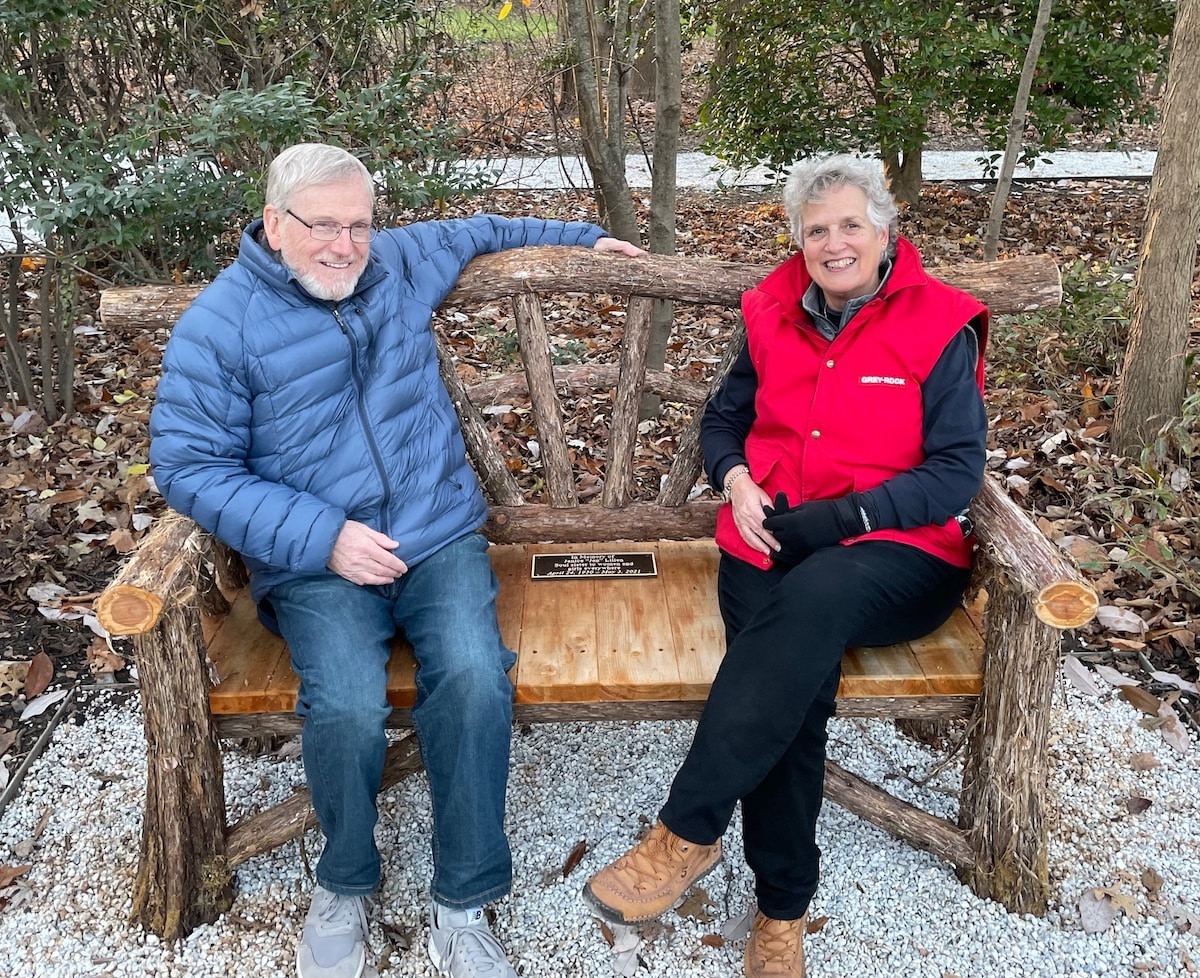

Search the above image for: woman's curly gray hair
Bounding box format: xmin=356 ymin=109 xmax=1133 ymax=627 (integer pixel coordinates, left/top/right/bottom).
xmin=265 ymin=143 xmax=374 ymax=213
xmin=783 ymin=156 xmax=899 ymax=258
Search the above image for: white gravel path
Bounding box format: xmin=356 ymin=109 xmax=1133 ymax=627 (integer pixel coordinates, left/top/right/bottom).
xmin=0 ymin=671 xmax=1197 ymax=978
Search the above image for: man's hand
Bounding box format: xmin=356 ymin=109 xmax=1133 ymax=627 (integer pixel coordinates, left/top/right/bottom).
xmin=328 ymin=520 xmax=408 ymax=585
xmin=593 ymin=236 xmax=648 ymax=257
xmin=761 ymin=492 xmax=872 ymax=563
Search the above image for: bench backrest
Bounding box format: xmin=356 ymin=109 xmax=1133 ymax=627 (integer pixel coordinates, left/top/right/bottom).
xmin=98 ymin=248 xmax=1061 ymax=547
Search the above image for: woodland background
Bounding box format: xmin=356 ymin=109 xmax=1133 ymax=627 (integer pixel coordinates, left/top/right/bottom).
xmin=0 ymin=0 xmax=1197 ymax=796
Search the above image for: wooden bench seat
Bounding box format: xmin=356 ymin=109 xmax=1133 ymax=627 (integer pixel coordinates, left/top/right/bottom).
xmin=96 ymin=247 xmax=1098 ymax=941
xmin=204 ymin=540 xmax=984 ymax=723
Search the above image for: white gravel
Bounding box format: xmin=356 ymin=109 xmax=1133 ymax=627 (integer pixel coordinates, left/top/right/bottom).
xmin=1 ymin=672 xmax=1197 ymax=977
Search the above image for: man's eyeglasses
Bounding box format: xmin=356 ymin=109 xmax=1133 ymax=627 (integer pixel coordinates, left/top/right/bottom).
xmin=286 ymin=209 xmax=377 ymax=243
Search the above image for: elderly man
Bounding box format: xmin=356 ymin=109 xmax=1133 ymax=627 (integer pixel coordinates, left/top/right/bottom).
xmin=149 ymin=142 xmax=644 ymax=978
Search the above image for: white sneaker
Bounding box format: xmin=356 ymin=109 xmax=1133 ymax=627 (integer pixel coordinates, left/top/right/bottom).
xmin=428 ymin=902 xmax=518 ymax=978
xmin=296 ymin=885 xmax=369 ymax=978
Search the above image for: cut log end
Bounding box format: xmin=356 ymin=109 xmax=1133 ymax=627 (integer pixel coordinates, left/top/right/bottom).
xmin=95 ymin=584 xmax=164 ymax=636
xmin=1034 ymin=580 xmax=1100 ymax=630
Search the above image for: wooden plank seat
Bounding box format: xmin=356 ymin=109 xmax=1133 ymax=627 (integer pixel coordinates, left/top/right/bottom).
xmin=95 ymin=248 xmax=1099 ymax=941
xmin=204 ymin=540 xmax=984 ymax=724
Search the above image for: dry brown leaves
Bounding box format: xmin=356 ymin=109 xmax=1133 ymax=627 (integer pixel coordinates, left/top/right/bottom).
xmin=2 ymin=176 xmax=1198 ymax=800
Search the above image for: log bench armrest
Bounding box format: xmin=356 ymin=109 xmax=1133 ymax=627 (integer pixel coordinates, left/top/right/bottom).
xmin=969 ymin=476 xmax=1098 ymax=630
xmin=96 ymin=512 xmax=234 ymax=637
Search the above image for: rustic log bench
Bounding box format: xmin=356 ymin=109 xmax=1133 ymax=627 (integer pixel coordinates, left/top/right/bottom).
xmin=95 ymin=247 xmax=1097 ymax=942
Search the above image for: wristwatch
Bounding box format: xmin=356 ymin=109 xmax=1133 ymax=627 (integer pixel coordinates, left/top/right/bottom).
xmin=722 ymin=465 xmax=750 ymax=501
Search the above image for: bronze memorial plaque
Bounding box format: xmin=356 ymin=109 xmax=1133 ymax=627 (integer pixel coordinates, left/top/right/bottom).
xmin=530 ymin=552 xmax=658 ymax=580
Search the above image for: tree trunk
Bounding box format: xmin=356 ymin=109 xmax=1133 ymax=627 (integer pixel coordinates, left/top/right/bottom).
xmin=984 ymin=0 xmax=1056 ymax=260
xmin=641 ymin=0 xmax=683 ymax=419
xmin=630 ymin=36 xmax=656 ymax=100
xmin=888 ymin=147 xmax=924 ymax=206
xmin=1111 ymin=0 xmax=1200 ymax=455
xmin=565 ymin=0 xmax=642 ymax=242
xmin=555 ymin=0 xmax=578 ymax=109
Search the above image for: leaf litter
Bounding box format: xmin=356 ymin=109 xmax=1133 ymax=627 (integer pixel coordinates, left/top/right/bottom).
xmin=3 ymin=172 xmax=1200 ymax=952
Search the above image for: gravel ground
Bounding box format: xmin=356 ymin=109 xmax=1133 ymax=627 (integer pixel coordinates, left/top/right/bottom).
xmin=0 ymin=673 xmax=1197 ymax=978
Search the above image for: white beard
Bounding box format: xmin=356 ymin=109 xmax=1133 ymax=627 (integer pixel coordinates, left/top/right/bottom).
xmin=292 ymin=267 xmax=361 ymax=302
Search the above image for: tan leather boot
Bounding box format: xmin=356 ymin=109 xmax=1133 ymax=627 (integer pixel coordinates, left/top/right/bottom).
xmin=744 ymin=911 xmax=807 ymax=977
xmin=582 ymin=821 xmax=722 ymax=924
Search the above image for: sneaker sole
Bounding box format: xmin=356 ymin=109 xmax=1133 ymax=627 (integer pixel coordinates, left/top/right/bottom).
xmin=581 ymin=851 xmax=723 ymax=925
xmin=427 ymin=934 xmax=449 ymax=975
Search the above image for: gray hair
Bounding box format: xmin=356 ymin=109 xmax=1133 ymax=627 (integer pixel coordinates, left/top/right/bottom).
xmin=783 ymin=156 xmax=899 ymax=258
xmin=265 ymin=143 xmax=374 ymax=212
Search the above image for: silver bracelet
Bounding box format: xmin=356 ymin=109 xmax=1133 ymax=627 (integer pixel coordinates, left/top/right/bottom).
xmin=722 ymin=466 xmax=750 ymax=501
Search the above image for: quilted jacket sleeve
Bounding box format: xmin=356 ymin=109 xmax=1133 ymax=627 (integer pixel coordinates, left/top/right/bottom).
xmin=148 ymin=283 xmax=345 ymax=573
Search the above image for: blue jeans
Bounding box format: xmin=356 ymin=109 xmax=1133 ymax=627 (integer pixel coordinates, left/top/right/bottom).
xmin=268 ymin=531 xmax=517 ymax=909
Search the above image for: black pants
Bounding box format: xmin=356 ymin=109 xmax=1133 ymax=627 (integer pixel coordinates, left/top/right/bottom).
xmin=659 ymin=541 xmax=969 ymax=920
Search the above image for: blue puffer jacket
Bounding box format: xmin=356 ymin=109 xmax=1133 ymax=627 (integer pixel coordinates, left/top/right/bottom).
xmin=149 ymin=215 xmax=606 ymax=604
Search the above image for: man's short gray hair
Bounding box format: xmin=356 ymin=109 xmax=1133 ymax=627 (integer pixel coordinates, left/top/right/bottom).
xmin=783 ymin=156 xmax=899 ymax=258
xmin=265 ymin=143 xmax=374 ymax=212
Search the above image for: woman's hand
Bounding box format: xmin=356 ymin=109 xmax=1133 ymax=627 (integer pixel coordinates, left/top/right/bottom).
xmin=729 ymin=476 xmax=780 ymax=556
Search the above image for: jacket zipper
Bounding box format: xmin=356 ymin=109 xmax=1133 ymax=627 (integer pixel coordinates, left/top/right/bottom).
xmin=333 ymin=307 xmax=394 ymax=539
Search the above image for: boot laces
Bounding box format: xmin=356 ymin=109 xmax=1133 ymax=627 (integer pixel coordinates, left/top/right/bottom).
xmin=618 ymin=827 xmax=692 ymax=891
xmin=752 ymin=916 xmax=802 ymax=971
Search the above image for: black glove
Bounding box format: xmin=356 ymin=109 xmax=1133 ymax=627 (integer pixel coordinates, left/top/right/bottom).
xmin=761 ymin=491 xmax=876 ymax=563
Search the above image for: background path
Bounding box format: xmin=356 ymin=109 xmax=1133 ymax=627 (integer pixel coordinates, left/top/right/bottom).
xmin=461 ymin=149 xmax=1158 ymax=191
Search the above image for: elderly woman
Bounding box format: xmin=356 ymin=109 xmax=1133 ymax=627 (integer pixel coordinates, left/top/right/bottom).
xmin=584 ymin=155 xmax=989 ymax=977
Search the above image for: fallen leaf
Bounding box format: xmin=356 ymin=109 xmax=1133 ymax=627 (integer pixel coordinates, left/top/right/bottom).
xmin=1130 ymin=752 xmax=1160 ymax=771
xmin=562 ymin=838 xmax=588 ymax=879
xmin=1142 ymin=867 xmax=1164 ymax=895
xmin=25 ymin=582 xmax=67 ymax=605
xmin=1124 ymin=796 xmax=1152 ymax=816
xmin=1119 ymin=685 xmax=1165 ymax=716
xmin=1063 ymin=656 xmax=1105 ymax=696
xmin=807 ymin=914 xmax=830 ymax=933
xmin=609 ymin=923 xmax=641 ymax=978
xmin=106 ymin=527 xmax=136 ymax=554
xmin=597 ymin=919 xmax=615 ymax=947
xmin=1156 ymin=700 xmax=1190 ymax=755
xmin=721 ymin=907 xmax=754 ymax=942
xmin=0 ymin=864 xmax=32 ymax=890
xmin=1096 ymin=605 xmax=1148 ymax=635
xmin=86 ymin=639 xmax=125 ymax=677
xmin=676 ymin=887 xmax=715 ymax=922
xmin=24 ymin=650 xmax=53 ymax=698
xmin=1078 ymin=888 xmax=1125 ymax=934
xmin=0 ymin=729 xmax=18 ymax=758
xmin=19 ymin=688 xmax=69 ymax=721
xmin=700 ymin=933 xmax=724 ymax=947
xmin=1093 ymin=663 xmax=1137 ymax=688
xmin=1171 ymin=904 xmax=1200 ymax=934
xmin=0 ymin=661 xmax=30 ymax=697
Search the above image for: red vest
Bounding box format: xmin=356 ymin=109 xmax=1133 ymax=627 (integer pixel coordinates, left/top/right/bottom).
xmin=715 ymin=237 xmax=988 ymax=570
